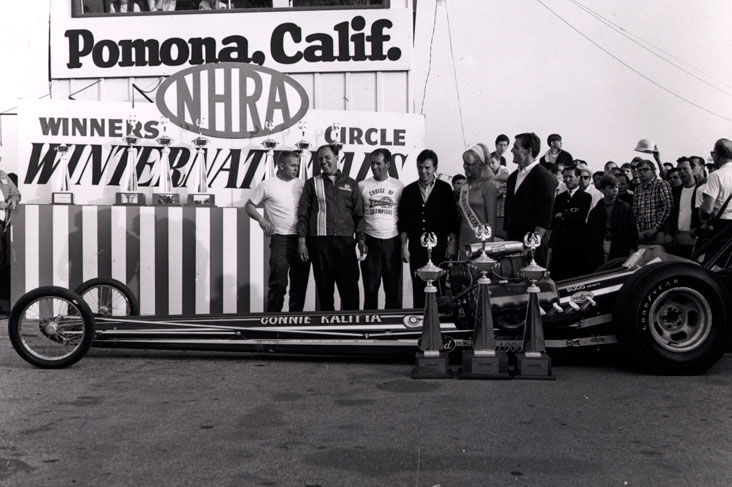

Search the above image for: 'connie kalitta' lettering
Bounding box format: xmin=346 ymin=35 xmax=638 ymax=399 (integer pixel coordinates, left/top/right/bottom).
xmin=64 ymin=17 xmax=400 ymax=71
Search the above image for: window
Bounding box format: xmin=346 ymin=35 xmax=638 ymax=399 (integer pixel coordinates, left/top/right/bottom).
xmin=76 ymin=0 xmax=387 ymax=16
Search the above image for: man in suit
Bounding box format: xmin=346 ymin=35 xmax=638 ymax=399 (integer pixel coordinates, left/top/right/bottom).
xmin=548 ymin=166 xmax=591 ymax=280
xmin=504 ymin=133 xmax=557 ymax=265
xmin=398 ymin=149 xmax=458 ymax=308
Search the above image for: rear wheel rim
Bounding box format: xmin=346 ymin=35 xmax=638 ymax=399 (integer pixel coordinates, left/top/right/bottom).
xmin=648 ymin=287 xmax=712 ymax=353
xmin=17 ymin=297 xmax=87 ymax=361
xmin=81 ymin=285 xmax=131 ymax=316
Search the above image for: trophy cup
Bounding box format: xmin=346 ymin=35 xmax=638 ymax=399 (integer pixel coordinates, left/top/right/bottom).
xmin=115 ymin=114 xmax=146 ymax=205
xmin=294 ymin=120 xmax=311 ymax=181
xmin=262 ymin=120 xmax=279 ymax=180
xmin=329 ymin=121 xmax=343 ymax=150
xmin=152 ymin=117 xmax=180 ymax=206
xmin=52 ymin=144 xmax=74 ymax=205
xmin=515 ymin=232 xmax=554 ymax=379
xmin=187 ymin=118 xmax=215 ymax=207
xmin=411 ymin=232 xmax=452 ymax=379
xmin=458 ymin=224 xmax=510 ymax=379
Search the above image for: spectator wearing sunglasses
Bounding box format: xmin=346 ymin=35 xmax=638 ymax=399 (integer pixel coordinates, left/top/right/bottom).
xmin=632 ymin=160 xmax=672 ymax=247
xmin=579 ymin=168 xmax=603 ymax=212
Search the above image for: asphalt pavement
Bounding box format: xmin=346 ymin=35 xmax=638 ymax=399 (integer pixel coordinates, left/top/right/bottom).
xmin=1 ymin=321 xmax=732 ymax=487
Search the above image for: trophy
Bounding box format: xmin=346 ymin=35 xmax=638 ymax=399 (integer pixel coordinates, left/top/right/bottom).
xmin=262 ymin=120 xmax=279 ymax=180
xmin=52 ymin=144 xmax=74 ymax=205
xmin=152 ymin=117 xmax=180 ymax=206
xmin=329 ymin=121 xmax=343 ymax=150
xmin=515 ymin=232 xmax=554 ymax=379
xmin=294 ymin=120 xmax=311 ymax=181
xmin=115 ymin=114 xmax=146 ymax=205
xmin=458 ymin=224 xmax=510 ymax=379
xmin=187 ymin=118 xmax=214 ymax=207
xmin=411 ymin=232 xmax=452 ymax=379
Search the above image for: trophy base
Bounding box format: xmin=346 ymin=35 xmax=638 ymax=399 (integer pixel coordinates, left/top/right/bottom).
xmin=115 ymin=192 xmax=146 ymax=206
xmin=152 ymin=192 xmax=181 ymax=206
xmin=457 ymin=350 xmax=511 ymax=379
xmin=52 ymin=192 xmax=75 ymax=205
xmin=187 ymin=193 xmax=215 ymax=207
xmin=411 ymin=352 xmax=453 ymax=379
xmin=514 ymin=353 xmax=555 ymax=380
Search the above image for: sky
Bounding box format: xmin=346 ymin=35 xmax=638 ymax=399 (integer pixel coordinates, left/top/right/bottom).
xmin=1 ymin=0 xmax=731 ymax=176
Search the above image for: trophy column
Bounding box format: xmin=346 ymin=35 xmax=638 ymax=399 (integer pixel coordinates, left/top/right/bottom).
xmin=411 ymin=233 xmax=453 ymax=379
xmin=152 ymin=118 xmax=180 ymax=206
xmin=52 ymin=144 xmax=74 ymax=205
xmin=187 ymin=118 xmax=214 ymax=207
xmin=116 ymin=115 xmax=146 ymax=206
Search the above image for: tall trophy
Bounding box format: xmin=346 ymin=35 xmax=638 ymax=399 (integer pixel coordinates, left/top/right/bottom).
xmin=52 ymin=143 xmax=74 ymax=205
xmin=294 ymin=120 xmax=311 ymax=181
xmin=261 ymin=120 xmax=279 ymax=180
xmin=411 ymin=232 xmax=452 ymax=379
xmin=116 ymin=114 xmax=146 ymax=205
xmin=515 ymin=232 xmax=554 ymax=380
xmin=187 ymin=118 xmax=214 ymax=207
xmin=152 ymin=117 xmax=180 ymax=206
xmin=458 ymin=224 xmax=510 ymax=379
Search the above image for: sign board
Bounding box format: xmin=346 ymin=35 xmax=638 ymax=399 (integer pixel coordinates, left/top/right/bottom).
xmin=50 ymin=8 xmax=413 ymax=78
xmin=15 ymin=99 xmax=425 ymax=206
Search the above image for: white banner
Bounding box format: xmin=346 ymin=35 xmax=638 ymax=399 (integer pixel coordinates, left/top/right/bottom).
xmin=51 ymin=8 xmax=412 ymax=78
xmin=15 ymin=99 xmax=425 ymax=206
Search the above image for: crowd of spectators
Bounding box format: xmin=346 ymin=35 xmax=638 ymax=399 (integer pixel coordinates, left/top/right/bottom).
xmin=247 ymin=135 xmax=732 ymax=311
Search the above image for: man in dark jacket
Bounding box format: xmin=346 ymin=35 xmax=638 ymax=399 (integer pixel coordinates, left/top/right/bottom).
xmin=297 ymin=144 xmax=365 ymax=311
xmin=549 ymin=166 xmax=591 ymax=280
xmin=398 ymin=149 xmax=458 ymax=308
xmin=505 ymin=132 xmax=557 ymax=265
xmin=587 ymin=174 xmax=638 ymax=271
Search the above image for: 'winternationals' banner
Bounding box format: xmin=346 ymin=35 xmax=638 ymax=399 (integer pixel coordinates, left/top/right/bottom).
xmin=15 ymin=99 xmax=424 ymax=206
xmin=51 ymin=8 xmax=412 ymax=78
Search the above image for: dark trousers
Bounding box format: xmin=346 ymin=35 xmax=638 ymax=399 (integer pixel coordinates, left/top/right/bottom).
xmin=307 ymin=236 xmax=360 ymax=311
xmin=408 ymin=239 xmax=448 ymax=309
xmin=360 ymin=235 xmax=402 ymax=310
xmin=267 ymin=235 xmax=310 ymax=312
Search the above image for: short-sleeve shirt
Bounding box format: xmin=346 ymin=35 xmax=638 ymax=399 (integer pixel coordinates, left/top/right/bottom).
xmin=249 ymin=176 xmax=305 ymax=235
xmin=358 ymin=176 xmax=404 ymax=239
xmin=702 ymin=162 xmax=732 ymax=220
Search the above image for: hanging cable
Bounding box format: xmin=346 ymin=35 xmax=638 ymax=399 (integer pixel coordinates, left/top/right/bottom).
xmin=567 ymin=0 xmax=732 ymax=95
xmin=444 ymin=1 xmax=467 ymax=148
xmin=534 ymin=0 xmax=732 ymax=122
xmin=419 ymin=0 xmax=439 ymax=114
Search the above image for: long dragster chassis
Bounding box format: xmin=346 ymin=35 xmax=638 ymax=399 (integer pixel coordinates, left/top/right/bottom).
xmin=7 ymin=239 xmax=732 ymax=374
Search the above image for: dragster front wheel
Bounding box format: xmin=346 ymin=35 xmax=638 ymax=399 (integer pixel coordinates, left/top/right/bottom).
xmin=8 ymin=287 xmax=95 ymax=369
xmin=75 ymin=277 xmax=139 ymax=317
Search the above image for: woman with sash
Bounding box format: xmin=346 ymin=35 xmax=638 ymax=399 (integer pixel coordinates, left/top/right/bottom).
xmin=457 ymin=143 xmax=498 ymax=260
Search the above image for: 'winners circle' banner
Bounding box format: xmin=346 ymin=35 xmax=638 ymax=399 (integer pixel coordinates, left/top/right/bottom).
xmin=15 ymin=99 xmax=424 ymax=206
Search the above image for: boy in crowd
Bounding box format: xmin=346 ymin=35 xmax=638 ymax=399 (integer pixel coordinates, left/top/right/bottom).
xmin=587 ymin=174 xmax=638 ymax=271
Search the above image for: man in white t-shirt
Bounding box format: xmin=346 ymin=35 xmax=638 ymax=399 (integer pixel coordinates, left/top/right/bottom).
xmin=246 ymin=151 xmax=310 ymax=312
xmin=666 ymin=158 xmax=699 ymax=257
xmin=698 ymin=138 xmax=732 ymax=265
xmin=358 ymin=148 xmax=404 ymax=309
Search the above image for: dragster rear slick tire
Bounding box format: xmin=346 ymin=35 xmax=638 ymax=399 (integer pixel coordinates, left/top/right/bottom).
xmin=8 ymin=286 xmax=96 ymax=369
xmin=614 ymin=262 xmax=728 ymax=375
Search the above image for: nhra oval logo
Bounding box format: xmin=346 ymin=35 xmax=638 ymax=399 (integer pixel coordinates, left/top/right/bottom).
xmin=156 ymin=62 xmax=310 ymax=139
